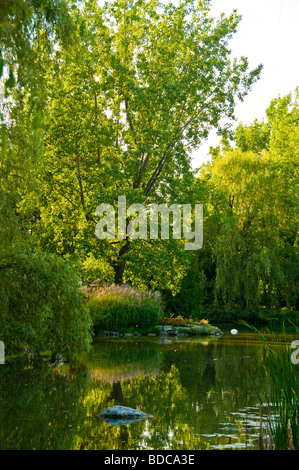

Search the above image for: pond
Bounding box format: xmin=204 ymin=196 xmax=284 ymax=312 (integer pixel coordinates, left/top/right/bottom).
xmin=0 ymin=323 xmax=297 ymax=450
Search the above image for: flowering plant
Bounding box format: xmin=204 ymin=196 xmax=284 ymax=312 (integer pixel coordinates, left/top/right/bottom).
xmin=161 ymin=315 xmax=193 ymax=327
xmin=82 ymin=290 xmax=90 ymax=301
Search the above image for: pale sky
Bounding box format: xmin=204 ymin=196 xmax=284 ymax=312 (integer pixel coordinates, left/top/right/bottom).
xmin=191 ymin=0 xmax=299 ymax=168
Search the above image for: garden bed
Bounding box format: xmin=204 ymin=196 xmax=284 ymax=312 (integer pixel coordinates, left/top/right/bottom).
xmin=98 ymin=322 xmax=223 ymax=338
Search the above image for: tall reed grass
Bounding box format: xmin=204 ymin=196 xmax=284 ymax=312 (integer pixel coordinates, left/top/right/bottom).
xmin=88 ymin=284 xmax=163 ymax=332
xmin=245 ymin=322 xmax=299 ymax=450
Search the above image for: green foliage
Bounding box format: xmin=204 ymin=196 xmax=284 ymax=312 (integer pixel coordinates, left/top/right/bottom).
xmin=165 ymin=91 xmax=299 ymax=319
xmin=206 ymin=93 xmax=298 ymax=312
xmin=88 ymin=285 xmax=163 ymax=332
xmin=0 ymin=0 xmax=75 ymax=90
xmin=0 ymin=250 xmax=93 ymax=356
xmin=161 ymin=251 xmax=206 ymax=319
xmin=30 ymin=0 xmax=261 ymax=287
xmin=0 ymin=0 xmax=77 ymax=143
xmin=2 ymin=0 xmax=297 ymax=350
xmin=234 ymin=119 xmax=271 ymax=153
xmin=0 ymin=94 xmax=92 ymax=357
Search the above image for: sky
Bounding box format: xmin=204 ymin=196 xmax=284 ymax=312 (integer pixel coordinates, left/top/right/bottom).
xmin=191 ymin=0 xmax=299 ymax=168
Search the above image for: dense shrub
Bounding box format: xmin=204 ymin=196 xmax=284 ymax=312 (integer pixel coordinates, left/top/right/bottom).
xmin=0 ymin=250 xmax=93 ymax=356
xmin=88 ymin=285 xmax=163 ymax=332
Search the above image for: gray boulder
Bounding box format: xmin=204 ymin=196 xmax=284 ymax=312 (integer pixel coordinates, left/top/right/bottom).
xmin=98 ymin=405 xmax=152 ymax=426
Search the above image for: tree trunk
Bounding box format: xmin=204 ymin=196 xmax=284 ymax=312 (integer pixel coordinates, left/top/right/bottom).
xmin=111 ymin=239 xmax=131 ymax=285
xmin=113 ymin=262 xmax=126 ymax=285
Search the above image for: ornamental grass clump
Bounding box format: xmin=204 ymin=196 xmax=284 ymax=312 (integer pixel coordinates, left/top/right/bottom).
xmin=88 ymin=284 xmax=163 ymax=332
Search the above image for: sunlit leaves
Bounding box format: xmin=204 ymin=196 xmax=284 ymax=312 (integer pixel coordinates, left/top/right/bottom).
xmin=202 ymin=92 xmax=299 ymax=309
xmin=35 ymin=0 xmax=261 ymax=287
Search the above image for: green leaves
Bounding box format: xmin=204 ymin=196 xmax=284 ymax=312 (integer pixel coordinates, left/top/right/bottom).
xmin=5 ymin=69 xmax=16 ymax=90
xmin=0 ymin=250 xmax=93 ymax=355
xmin=200 ymin=91 xmax=299 ymax=310
xmin=1 ymin=1 xmax=264 ymax=301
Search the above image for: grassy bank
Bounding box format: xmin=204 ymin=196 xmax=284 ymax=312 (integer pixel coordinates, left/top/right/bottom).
xmin=87 ymin=284 xmax=298 ymax=337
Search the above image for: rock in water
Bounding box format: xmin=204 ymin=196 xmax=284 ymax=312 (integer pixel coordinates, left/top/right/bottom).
xmin=98 ymin=405 xmax=152 ymax=426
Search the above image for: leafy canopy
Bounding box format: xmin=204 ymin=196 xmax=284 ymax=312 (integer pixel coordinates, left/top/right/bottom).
xmin=32 ymin=0 xmax=262 ymax=288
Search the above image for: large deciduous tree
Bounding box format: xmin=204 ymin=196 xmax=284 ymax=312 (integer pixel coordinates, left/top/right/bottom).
xmin=29 ymin=0 xmax=262 ymax=287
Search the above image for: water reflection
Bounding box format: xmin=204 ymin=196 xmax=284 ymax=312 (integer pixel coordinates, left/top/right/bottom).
xmin=0 ymin=328 xmax=296 ymax=450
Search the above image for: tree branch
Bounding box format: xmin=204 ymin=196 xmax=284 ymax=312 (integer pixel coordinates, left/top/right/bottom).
xmin=124 ymin=98 xmax=138 ymax=146
xmin=133 ymin=150 xmax=151 ymax=189
xmin=94 ymin=93 xmax=101 ymax=165
xmin=143 ymin=142 xmax=175 ymax=196
xmin=76 ymin=151 xmax=85 ymax=212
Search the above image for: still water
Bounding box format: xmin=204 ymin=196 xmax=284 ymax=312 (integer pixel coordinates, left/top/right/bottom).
xmin=0 ymin=324 xmax=296 ymax=450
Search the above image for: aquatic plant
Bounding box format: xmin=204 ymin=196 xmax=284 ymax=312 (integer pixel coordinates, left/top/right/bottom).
xmin=244 ymin=322 xmax=299 ymax=450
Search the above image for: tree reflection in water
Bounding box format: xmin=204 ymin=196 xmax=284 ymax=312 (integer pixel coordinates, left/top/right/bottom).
xmin=0 ymin=333 xmax=273 ymax=450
